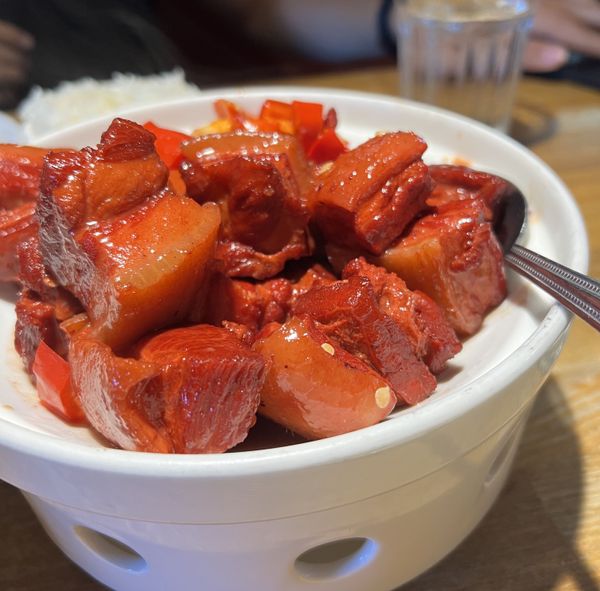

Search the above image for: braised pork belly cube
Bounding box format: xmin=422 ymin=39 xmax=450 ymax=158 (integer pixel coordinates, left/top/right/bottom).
xmin=311 ymin=132 xmax=432 ymax=255
xmin=0 ymin=144 xmax=48 ymax=208
xmin=0 ymin=202 xmax=37 ymax=282
xmin=203 ymin=273 xmax=292 ymax=332
xmin=37 ymin=118 xmax=221 ymax=351
xmin=376 ymin=198 xmax=506 ymax=336
xmin=342 ymin=258 xmax=461 ymax=374
xmin=14 ymin=290 xmax=68 ymax=375
xmin=17 ymin=235 xmax=82 ymax=320
xmin=136 ymin=325 xmax=266 ymax=453
xmin=69 ymin=332 xmax=168 ymax=452
xmin=253 ymin=315 xmax=395 ymax=439
xmin=288 ymin=263 xmax=336 ymax=308
xmin=14 ymin=236 xmax=83 ymax=375
xmin=293 ymin=275 xmax=436 ymax=405
xmin=180 ymin=131 xmax=313 ymax=279
xmin=428 ymin=164 xmax=511 ymax=215
xmin=70 ymin=325 xmax=266 ymax=453
xmin=204 ymin=264 xmax=337 ymax=336
xmin=72 ymin=195 xmax=220 ymax=350
xmin=0 ymin=145 xmax=50 ymax=281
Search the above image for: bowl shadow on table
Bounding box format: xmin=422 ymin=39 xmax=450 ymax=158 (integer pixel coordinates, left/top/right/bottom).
xmin=399 ymin=376 xmax=596 ymax=591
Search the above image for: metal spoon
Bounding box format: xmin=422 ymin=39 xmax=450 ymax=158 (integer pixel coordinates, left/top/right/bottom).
xmin=492 ymin=185 xmax=600 ymax=331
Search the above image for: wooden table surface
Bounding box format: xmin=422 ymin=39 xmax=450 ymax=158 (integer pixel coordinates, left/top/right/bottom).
xmin=1 ymin=67 xmax=599 ymax=590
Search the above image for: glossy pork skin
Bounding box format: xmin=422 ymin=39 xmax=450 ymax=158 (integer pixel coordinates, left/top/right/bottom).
xmin=0 ymin=144 xmax=49 ymax=281
xmin=293 ymin=275 xmax=437 ymax=405
xmin=70 ymin=325 xmax=266 ymax=453
xmin=137 ymin=325 xmax=266 ymax=453
xmin=69 ymin=332 xmax=168 ymax=452
xmin=37 ymin=118 xmax=221 ymax=350
xmin=0 ymin=202 xmax=37 ymax=281
xmin=253 ymin=315 xmax=395 ymax=439
xmin=342 ymin=258 xmax=461 ymax=374
xmin=376 ymin=197 xmax=506 ymax=336
xmin=180 ymin=131 xmax=312 ymax=279
xmin=0 ymin=144 xmax=48 ymax=208
xmin=311 ymin=132 xmax=432 ymax=255
xmin=428 ymin=164 xmax=511 ymax=215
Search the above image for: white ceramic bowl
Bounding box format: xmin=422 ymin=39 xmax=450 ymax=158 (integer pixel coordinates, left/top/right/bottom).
xmin=0 ymin=88 xmax=588 ymax=591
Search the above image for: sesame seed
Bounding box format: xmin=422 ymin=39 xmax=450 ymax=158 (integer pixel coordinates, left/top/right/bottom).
xmin=375 ymin=386 xmax=391 ymax=409
xmin=321 ymin=342 xmax=335 ymax=355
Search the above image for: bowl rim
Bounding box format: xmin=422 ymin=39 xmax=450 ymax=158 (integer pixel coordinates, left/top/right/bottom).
xmin=0 ymin=86 xmax=588 ymax=478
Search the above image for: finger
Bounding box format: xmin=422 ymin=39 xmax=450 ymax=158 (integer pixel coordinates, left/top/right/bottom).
xmin=569 ymin=0 xmax=600 ymax=28
xmin=547 ymin=19 xmax=600 ymax=58
xmin=0 ymin=43 xmax=30 ymax=68
xmin=532 ymin=6 xmax=600 ymax=58
xmin=523 ymin=39 xmax=570 ymax=72
xmin=0 ymin=20 xmax=34 ymax=51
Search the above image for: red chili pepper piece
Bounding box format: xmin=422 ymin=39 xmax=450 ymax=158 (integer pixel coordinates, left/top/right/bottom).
xmin=32 ymin=341 xmax=86 ymax=424
xmin=143 ymin=121 xmax=191 ymax=169
xmin=307 ymin=127 xmax=347 ymax=164
xmin=292 ymin=100 xmax=324 ymax=151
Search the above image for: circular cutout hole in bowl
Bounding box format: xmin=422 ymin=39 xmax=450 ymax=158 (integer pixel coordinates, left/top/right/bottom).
xmin=74 ymin=526 xmax=147 ymax=573
xmin=295 ymin=537 xmax=378 ymax=581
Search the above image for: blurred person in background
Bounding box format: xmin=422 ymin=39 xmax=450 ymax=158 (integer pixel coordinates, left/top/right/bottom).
xmin=0 ymin=0 xmax=598 ymax=110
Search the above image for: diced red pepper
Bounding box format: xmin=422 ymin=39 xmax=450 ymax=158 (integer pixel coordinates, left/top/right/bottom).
xmin=307 ymin=127 xmax=347 ymax=164
xmin=323 ymin=107 xmax=338 ymax=129
xmin=260 ymin=99 xmax=294 ymax=123
xmin=292 ymin=101 xmax=324 ymax=151
xmin=213 ymin=99 xmax=260 ymax=132
xmin=143 ymin=121 xmax=191 ymax=169
xmin=257 ymin=99 xmax=294 ymax=134
xmin=32 ymin=341 xmax=86 ymax=424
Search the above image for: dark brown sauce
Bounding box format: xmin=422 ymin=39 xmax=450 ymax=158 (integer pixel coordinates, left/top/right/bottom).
xmin=230 ymin=415 xmax=307 ymax=452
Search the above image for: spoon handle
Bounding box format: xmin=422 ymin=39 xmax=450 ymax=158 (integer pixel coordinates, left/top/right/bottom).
xmin=505 ymin=245 xmax=600 ymax=331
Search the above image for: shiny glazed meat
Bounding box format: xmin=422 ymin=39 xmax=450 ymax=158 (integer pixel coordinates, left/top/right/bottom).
xmin=70 ymin=325 xmax=266 ymax=453
xmin=137 ymin=325 xmax=266 ymax=453
xmin=0 ymin=202 xmax=37 ymax=282
xmin=0 ymin=144 xmax=48 ymax=208
xmin=342 ymin=258 xmax=461 ymax=374
xmin=15 ymin=290 xmax=68 ymax=374
xmin=2 ymin=104 xmax=511 ymax=452
xmin=254 ymin=315 xmax=395 ymax=439
xmin=69 ymin=332 xmax=168 ymax=452
xmin=37 ymin=119 xmax=222 ymax=350
xmin=311 ymin=132 xmax=432 ymax=255
xmin=293 ymin=275 xmax=437 ymax=405
xmin=204 ymin=273 xmax=292 ymax=332
xmin=376 ymin=197 xmax=506 ymax=336
xmin=181 ymin=131 xmax=312 ymax=279
xmin=0 ymin=145 xmax=49 ymax=280
xmin=428 ymin=164 xmax=511 ymax=215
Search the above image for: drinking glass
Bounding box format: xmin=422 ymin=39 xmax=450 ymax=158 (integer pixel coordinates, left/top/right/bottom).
xmin=395 ymin=0 xmax=533 ymax=132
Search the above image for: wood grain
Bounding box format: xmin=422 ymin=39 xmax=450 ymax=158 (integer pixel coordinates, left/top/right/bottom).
xmin=0 ymin=69 xmax=598 ymax=590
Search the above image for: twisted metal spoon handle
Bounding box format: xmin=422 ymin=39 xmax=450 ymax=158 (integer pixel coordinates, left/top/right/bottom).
xmin=505 ymin=245 xmax=600 ymax=331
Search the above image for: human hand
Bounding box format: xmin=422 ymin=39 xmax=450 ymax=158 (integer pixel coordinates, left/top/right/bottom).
xmin=524 ymin=0 xmax=600 ymax=72
xmin=0 ymin=20 xmax=34 ymax=109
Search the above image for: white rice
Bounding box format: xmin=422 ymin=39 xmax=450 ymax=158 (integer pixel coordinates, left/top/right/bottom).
xmin=18 ymin=69 xmax=203 ymax=140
